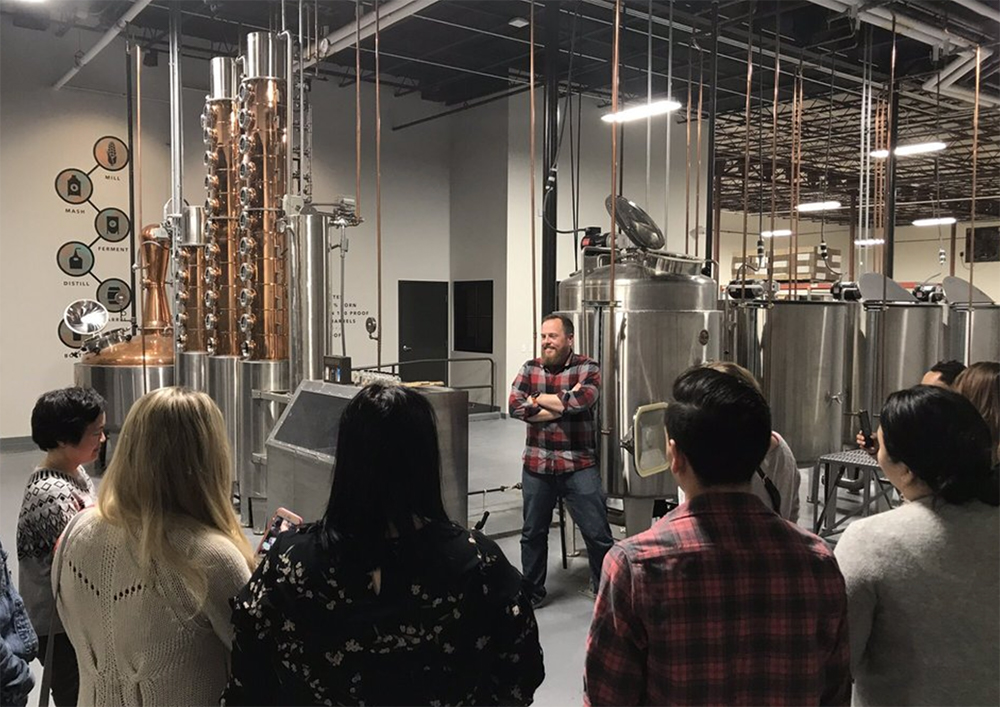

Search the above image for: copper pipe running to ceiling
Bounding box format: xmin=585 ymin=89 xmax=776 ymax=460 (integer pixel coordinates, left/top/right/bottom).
xmin=375 ymin=0 xmax=384 ymax=367
xmin=529 ymin=0 xmax=538 ymax=358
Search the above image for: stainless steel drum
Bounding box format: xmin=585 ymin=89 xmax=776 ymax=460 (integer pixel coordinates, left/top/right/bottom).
xmin=862 ymin=302 xmax=944 ymax=417
xmin=558 ymin=253 xmax=721 ymax=518
xmin=762 ymin=301 xmax=847 ymax=465
xmin=74 ymin=363 xmax=174 ymax=435
xmin=948 ymin=304 xmax=1000 ymax=363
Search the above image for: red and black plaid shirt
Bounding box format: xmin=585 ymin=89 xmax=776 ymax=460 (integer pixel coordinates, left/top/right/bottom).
xmin=585 ymin=493 xmax=851 ymax=706
xmin=508 ymin=352 xmax=600 ymax=475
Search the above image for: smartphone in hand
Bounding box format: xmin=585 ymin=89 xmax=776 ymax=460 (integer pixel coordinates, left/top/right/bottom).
xmin=859 ymin=410 xmax=876 ymax=450
xmin=256 ymin=507 xmax=304 ymax=556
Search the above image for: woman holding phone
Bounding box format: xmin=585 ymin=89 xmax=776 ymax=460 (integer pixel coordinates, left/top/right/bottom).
xmin=224 ymin=383 xmax=544 ymax=706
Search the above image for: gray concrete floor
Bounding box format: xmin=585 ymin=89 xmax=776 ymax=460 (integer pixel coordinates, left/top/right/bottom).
xmin=2 ymin=418 xmax=830 ymax=707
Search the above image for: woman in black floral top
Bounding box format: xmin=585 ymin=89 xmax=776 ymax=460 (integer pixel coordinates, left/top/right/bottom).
xmin=223 ymin=384 xmax=545 ymax=706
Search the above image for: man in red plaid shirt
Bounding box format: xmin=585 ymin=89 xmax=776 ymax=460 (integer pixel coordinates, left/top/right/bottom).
xmin=585 ymin=367 xmax=851 ymax=706
xmin=509 ymin=314 xmax=613 ymax=607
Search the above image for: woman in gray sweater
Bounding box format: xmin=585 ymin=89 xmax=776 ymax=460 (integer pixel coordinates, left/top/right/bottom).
xmin=835 ymin=386 xmax=999 ymax=707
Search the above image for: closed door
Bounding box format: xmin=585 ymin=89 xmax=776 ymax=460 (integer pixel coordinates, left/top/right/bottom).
xmin=398 ymin=281 xmax=449 ymax=383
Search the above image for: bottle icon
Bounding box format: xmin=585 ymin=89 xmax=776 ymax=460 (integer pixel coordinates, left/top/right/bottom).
xmin=69 ymin=247 xmax=84 ymax=271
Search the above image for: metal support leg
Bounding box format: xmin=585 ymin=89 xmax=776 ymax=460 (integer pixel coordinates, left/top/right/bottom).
xmin=623 ymin=497 xmax=655 ymax=538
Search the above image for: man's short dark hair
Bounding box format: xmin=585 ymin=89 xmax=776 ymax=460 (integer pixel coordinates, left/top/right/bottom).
xmin=666 ymin=367 xmax=772 ymax=486
xmin=930 ymin=360 xmax=966 ymax=386
xmin=31 ymin=387 xmax=106 ymax=451
xmin=541 ymin=313 xmax=574 ymax=337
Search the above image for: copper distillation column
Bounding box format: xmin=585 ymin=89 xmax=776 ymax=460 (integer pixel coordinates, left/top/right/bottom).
xmin=204 ymin=57 xmax=241 ymax=358
xmin=235 ymin=31 xmax=291 ymax=530
xmin=238 ymin=36 xmax=290 ymax=363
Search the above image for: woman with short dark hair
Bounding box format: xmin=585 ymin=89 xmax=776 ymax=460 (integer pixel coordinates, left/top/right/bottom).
xmin=224 ymin=383 xmax=544 ymax=706
xmin=17 ymin=386 xmax=105 ymax=706
xmin=835 ymin=385 xmax=1000 ymax=706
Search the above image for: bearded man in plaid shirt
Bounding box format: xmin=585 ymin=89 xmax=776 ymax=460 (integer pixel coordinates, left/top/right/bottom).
xmin=509 ymin=314 xmax=614 ymax=607
xmin=585 ymin=367 xmax=851 ymax=706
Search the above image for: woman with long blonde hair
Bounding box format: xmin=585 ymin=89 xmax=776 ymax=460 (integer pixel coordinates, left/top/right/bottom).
xmin=54 ymin=387 xmax=255 ymax=706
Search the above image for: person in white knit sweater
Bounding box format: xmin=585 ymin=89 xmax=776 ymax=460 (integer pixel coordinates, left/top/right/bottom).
xmin=835 ymin=385 xmax=1000 ymax=707
xmin=53 ymin=388 xmax=256 ymax=707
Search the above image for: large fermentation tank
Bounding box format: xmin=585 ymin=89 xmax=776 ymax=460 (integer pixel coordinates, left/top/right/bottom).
xmin=558 ymin=252 xmax=721 ymax=532
xmin=265 ymin=380 xmax=469 ymax=527
xmin=762 ymin=301 xmax=847 ymax=464
xmin=863 ymin=302 xmax=943 ymax=417
xmin=949 ymin=305 xmax=1000 ymax=362
xmin=942 ymin=276 xmax=1000 ymax=363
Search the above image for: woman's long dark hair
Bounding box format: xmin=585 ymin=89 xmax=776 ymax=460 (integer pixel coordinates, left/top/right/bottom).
xmin=880 ymin=385 xmax=999 ymax=507
xmin=323 ymin=383 xmax=450 ymax=558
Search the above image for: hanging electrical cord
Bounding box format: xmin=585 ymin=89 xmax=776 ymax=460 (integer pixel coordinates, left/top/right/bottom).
xmin=374 ymin=0 xmax=383 ymax=366
xmin=541 ymin=3 xmax=588 ymax=236
xmin=766 ymin=5 xmax=780 ymax=298
xmin=529 ymin=0 xmax=538 ymax=356
xmin=740 ymin=33 xmax=753 ymax=297
xmin=684 ymin=56 xmax=692 ymax=254
xmin=967 ymin=44 xmax=981 ymax=357
xmin=664 ymin=0 xmax=673 ymax=235
xmin=355 ymin=0 xmax=362 ymax=220
xmin=818 ymin=56 xmax=837 ymax=265
xmin=934 ymin=65 xmax=946 ymax=266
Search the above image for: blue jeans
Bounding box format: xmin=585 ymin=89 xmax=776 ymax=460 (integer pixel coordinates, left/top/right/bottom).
xmin=520 ymin=466 xmax=614 ymax=596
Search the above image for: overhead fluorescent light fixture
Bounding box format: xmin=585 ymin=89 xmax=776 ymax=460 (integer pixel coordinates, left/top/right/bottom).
xmin=870 ymin=141 xmax=946 ymax=158
xmin=760 ymin=229 xmax=792 ymax=238
xmin=912 ymin=216 xmax=957 ymax=227
xmin=855 ymin=238 xmax=886 ymax=247
xmin=508 ymin=17 xmax=529 ymax=28
xmin=601 ymin=99 xmax=682 ymax=124
xmin=796 ymin=201 xmax=841 ymax=213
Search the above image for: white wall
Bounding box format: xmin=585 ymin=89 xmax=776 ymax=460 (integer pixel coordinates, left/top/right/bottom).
xmin=449 ymin=100 xmax=508 ymax=408
xmin=0 ymin=18 xmax=452 ymax=438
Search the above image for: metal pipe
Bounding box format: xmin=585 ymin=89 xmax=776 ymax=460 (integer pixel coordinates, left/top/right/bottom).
xmin=375 ymin=1 xmax=384 ymax=367
xmin=884 ymin=87 xmax=899 ymax=278
xmin=290 ymin=213 xmax=328 ymax=387
xmin=126 ymin=41 xmax=138 ymax=337
xmin=168 ymin=3 xmax=184 ymax=373
xmin=53 ymin=0 xmax=154 ymax=90
xmin=968 ymin=45 xmax=982 ymax=362
xmin=541 ymin=0 xmax=559 ymax=317
xmin=303 ymin=0 xmax=439 ymax=69
xmin=952 ymin=0 xmax=1000 ymax=23
xmin=704 ymin=1 xmax=720 ymax=267
xmin=529 ymin=0 xmax=538 ymax=356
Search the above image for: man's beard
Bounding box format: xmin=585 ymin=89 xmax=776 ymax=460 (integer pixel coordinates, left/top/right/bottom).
xmin=541 ymin=346 xmax=567 ymax=364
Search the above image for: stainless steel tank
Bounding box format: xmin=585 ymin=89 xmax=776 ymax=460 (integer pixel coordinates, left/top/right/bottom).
xmin=862 ymin=302 xmax=944 ymax=417
xmin=238 ymin=359 xmax=289 ymax=530
xmin=558 ymin=252 xmax=721 ymax=532
xmin=947 ymin=305 xmax=1000 ymax=363
xmin=762 ymin=301 xmax=847 ymax=464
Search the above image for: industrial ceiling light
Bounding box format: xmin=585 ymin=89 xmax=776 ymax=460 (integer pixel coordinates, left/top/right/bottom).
xmin=912 ymin=216 xmax=957 ymax=227
xmin=854 ymin=238 xmax=886 ymax=246
xmin=796 ymin=201 xmax=841 ymax=212
xmin=760 ymin=229 xmax=792 ymax=238
xmin=508 ymin=17 xmax=529 ymax=28
xmin=870 ymin=141 xmax=946 ymax=158
xmin=601 ymin=99 xmax=682 ymax=124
